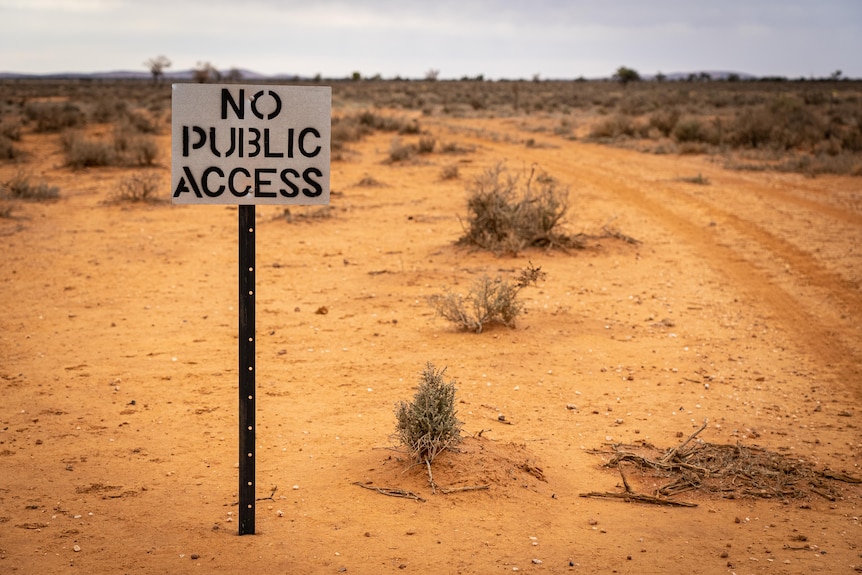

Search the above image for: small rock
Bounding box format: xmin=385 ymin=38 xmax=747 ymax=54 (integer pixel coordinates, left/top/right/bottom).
xmin=73 ymin=545 xmax=81 ymax=552
xmin=532 ymin=559 xmax=542 ymax=564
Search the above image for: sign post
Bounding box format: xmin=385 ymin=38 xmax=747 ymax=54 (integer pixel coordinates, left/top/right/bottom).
xmin=171 ymin=84 xmax=331 ymax=535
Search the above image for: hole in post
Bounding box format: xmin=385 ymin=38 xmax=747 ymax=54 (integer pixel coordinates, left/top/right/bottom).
xmin=248 ymin=426 xmax=253 ymax=431
xmin=247 ymin=452 xmax=253 ymax=457
xmin=248 ymin=504 xmax=253 ymax=509
xmin=248 ymin=366 xmax=253 ymax=371
xmin=248 ymin=227 xmax=254 ymax=233
xmin=248 ymin=395 xmax=253 ymax=400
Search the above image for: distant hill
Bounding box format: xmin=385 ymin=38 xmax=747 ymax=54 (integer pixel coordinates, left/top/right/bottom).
xmin=0 ymin=68 xmax=294 ymax=81
xmin=1 ymin=69 xmax=832 ymax=82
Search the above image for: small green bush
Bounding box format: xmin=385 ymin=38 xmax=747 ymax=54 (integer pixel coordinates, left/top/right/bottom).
xmin=428 ymin=263 xmax=546 ymax=333
xmin=395 ymin=363 xmax=462 ymax=464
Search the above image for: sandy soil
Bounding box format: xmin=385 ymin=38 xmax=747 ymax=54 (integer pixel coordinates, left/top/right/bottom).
xmin=1 ymin=110 xmax=861 ymax=574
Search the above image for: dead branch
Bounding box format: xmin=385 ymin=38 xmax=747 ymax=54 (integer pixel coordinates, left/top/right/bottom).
xmin=618 ymin=463 xmax=632 ymax=493
xmin=662 ymin=419 xmax=708 ymax=463
xmin=352 ymin=482 xmax=426 ymax=502
xmin=425 ymin=458 xmax=437 ymax=494
xmin=440 ymin=485 xmax=490 ymax=494
xmin=579 ymin=491 xmax=697 ymax=507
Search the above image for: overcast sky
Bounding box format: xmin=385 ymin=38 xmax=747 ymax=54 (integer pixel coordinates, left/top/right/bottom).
xmin=1 ymin=0 xmax=860 ymax=79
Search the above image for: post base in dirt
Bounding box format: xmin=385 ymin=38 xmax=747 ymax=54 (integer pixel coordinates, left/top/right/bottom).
xmin=238 ymin=205 xmax=256 ymax=535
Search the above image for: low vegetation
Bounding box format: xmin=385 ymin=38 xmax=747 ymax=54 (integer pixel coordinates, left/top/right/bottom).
xmin=2 ymin=77 xmax=858 ymax=175
xmin=428 ymin=263 xmax=546 ymax=333
xmin=395 ymin=362 xmax=462 ymax=482
xmin=458 ymin=163 xmax=578 ymax=254
xmin=109 ymin=170 xmax=163 ymax=203
xmin=1 ymin=169 xmax=59 ymax=201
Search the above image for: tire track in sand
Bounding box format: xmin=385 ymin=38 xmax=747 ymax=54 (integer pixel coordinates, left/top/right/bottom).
xmin=528 ymin=142 xmax=862 ymax=389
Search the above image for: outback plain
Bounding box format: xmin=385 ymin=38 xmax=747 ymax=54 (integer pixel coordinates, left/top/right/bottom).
xmin=1 ymin=78 xmax=861 ymax=574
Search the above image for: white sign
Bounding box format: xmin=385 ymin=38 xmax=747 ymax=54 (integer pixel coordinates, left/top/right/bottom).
xmin=171 ymin=84 xmax=331 ymax=205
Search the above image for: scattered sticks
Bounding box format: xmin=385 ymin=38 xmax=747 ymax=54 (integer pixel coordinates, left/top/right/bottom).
xmin=581 ymin=419 xmax=861 ymax=506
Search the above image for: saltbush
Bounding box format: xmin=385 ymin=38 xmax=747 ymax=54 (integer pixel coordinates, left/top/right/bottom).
xmin=395 ymin=363 xmax=462 ymax=464
xmin=458 ymin=163 xmax=577 ymax=254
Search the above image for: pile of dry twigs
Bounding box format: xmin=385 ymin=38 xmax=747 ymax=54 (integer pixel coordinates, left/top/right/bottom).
xmin=581 ymin=420 xmax=860 ymax=507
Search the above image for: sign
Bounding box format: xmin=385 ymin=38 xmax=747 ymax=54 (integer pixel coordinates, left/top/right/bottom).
xmin=171 ymin=84 xmax=331 ymax=205
xmin=171 ymin=82 xmax=331 ymax=536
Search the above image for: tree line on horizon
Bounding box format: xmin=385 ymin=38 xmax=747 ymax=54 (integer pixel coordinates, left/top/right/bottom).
xmin=143 ymin=56 xmax=852 ymax=85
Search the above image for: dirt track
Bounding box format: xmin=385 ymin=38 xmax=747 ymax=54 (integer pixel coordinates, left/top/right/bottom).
xmin=1 ymin=111 xmax=861 ymax=574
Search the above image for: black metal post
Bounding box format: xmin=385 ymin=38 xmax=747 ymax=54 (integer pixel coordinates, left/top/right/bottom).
xmin=238 ymin=205 xmax=256 ymax=535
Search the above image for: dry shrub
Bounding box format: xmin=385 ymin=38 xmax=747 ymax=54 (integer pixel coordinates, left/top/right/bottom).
xmin=331 ymin=111 xmax=420 ymax=157
xmin=0 ymin=201 xmax=14 ymax=218
xmin=395 ymin=363 xmax=462 ymax=465
xmin=281 ymin=206 xmax=333 ymax=223
xmin=0 ymin=119 xmax=22 ymax=142
xmin=62 ymin=130 xmax=157 ymax=168
xmin=91 ymin=98 xmax=129 ymax=123
xmin=439 ymin=164 xmax=459 ymax=180
xmin=0 ymin=136 xmax=21 ymax=160
xmin=1 ymin=170 xmax=59 ymax=201
xmin=458 ymin=163 xmax=577 ymax=254
xmin=417 ymin=136 xmax=436 ymax=154
xmin=439 ymin=141 xmax=474 ymax=154
xmin=113 ymin=127 xmax=159 ymax=166
xmin=24 ymin=101 xmax=86 ymax=133
xmin=61 ymin=132 xmax=118 ymax=167
xmin=675 ymin=173 xmax=710 ymax=185
xmin=589 ymin=114 xmax=633 ymax=139
xmin=387 ymin=137 xmax=415 ymax=162
xmin=428 ymin=263 xmax=546 ymax=333
xmin=673 ymin=117 xmax=718 ymax=145
xmin=356 ymin=175 xmax=386 ymax=187
xmin=649 ymin=108 xmax=680 ymax=137
xmin=110 ymin=170 xmax=162 ymax=203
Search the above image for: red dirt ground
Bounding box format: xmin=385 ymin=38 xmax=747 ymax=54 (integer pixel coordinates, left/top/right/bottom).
xmin=1 ymin=110 xmax=861 ymax=574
